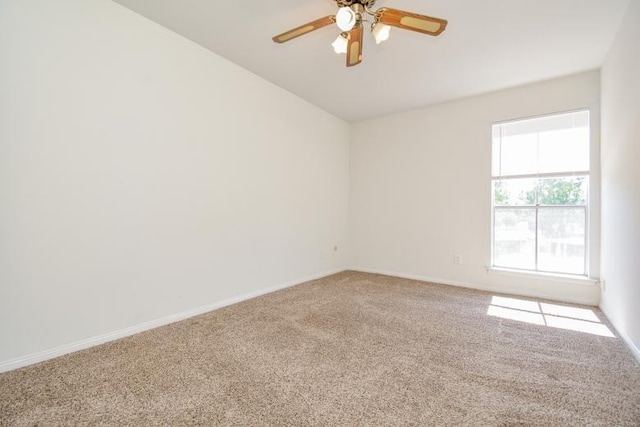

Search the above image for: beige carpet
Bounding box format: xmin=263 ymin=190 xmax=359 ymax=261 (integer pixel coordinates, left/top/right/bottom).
xmin=1 ymin=271 xmax=639 ymax=426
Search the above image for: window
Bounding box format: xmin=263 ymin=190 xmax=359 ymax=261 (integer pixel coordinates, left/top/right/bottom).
xmin=491 ymin=110 xmax=590 ymax=276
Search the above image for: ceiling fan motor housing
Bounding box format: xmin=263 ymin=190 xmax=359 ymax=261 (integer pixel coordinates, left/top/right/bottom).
xmin=335 ymin=0 xmax=376 ymax=8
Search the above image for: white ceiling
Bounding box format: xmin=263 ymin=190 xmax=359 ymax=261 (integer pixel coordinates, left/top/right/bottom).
xmin=112 ymin=0 xmax=630 ymax=122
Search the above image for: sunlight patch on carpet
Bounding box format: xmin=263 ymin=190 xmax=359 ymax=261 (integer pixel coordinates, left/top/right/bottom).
xmin=488 ymin=296 xmax=615 ymax=338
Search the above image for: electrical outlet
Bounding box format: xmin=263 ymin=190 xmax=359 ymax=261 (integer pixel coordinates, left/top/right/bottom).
xmin=454 ymin=255 xmax=462 ymax=265
xmin=601 ymin=279 xmax=606 ymax=292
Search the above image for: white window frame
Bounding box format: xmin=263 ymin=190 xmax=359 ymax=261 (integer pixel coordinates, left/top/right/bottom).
xmin=490 ymin=109 xmax=590 ymax=277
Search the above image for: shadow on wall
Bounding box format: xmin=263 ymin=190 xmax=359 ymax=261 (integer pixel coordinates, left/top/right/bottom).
xmin=487 ymin=296 xmax=615 ymax=338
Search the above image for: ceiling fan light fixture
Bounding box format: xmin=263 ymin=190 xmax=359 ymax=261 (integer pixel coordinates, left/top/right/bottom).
xmin=272 ymin=1 xmax=448 ymax=67
xmin=371 ymin=22 xmax=391 ymax=44
xmin=336 ymin=7 xmax=357 ymax=31
xmin=332 ymin=33 xmax=348 ymax=54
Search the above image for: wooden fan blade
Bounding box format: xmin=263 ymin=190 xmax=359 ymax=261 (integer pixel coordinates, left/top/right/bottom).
xmin=346 ymin=25 xmax=363 ymax=67
xmin=272 ymin=15 xmax=336 ymax=43
xmin=376 ymin=8 xmax=447 ymax=36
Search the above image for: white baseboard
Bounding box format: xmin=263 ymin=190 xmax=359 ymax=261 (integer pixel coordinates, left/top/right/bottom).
xmin=347 ymin=267 xmax=598 ymax=306
xmin=617 ymin=329 xmax=640 ymax=365
xmin=0 ymin=268 xmax=346 ymax=374
xmin=3 ymin=267 xmax=618 ymax=374
xmin=599 ymin=303 xmax=640 ymax=366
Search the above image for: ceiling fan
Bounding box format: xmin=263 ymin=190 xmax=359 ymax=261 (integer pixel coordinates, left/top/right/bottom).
xmin=272 ymin=0 xmax=448 ymax=67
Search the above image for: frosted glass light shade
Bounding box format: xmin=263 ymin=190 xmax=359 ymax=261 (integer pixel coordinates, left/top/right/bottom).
xmin=336 ymin=7 xmax=356 ymax=31
xmin=332 ymin=34 xmax=348 ymax=54
xmin=372 ymin=23 xmax=391 ymax=44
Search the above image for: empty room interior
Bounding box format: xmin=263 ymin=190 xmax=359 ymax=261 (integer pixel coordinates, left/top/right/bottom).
xmin=1 ymin=0 xmax=639 ymax=424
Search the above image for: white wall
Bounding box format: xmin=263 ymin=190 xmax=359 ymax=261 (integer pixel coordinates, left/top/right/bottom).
xmin=600 ymin=0 xmax=640 ymax=360
xmin=349 ymin=71 xmax=601 ymax=305
xmin=0 ymin=0 xmax=349 ymax=368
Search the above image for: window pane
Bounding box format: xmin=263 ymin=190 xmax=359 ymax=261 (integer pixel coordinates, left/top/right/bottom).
xmin=538 ymin=127 xmax=589 ymax=173
xmin=537 ymin=177 xmax=588 ymax=206
xmin=496 ymin=133 xmax=537 ymax=176
xmin=492 ymin=110 xmax=590 ymax=177
xmin=537 ymin=208 xmax=586 ymax=275
xmin=491 ymin=130 xmax=501 ymax=177
xmin=494 ymin=208 xmax=536 ymax=270
xmin=493 ymin=178 xmax=537 ymax=206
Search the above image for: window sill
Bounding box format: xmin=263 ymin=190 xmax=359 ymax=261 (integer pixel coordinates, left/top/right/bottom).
xmin=486 ymin=266 xmax=600 ymax=286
